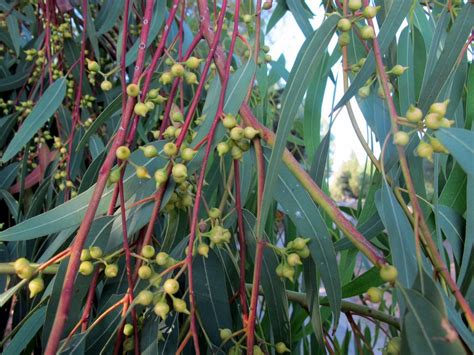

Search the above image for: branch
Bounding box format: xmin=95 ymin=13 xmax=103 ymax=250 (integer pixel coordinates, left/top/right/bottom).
xmin=245 ymin=284 xmax=400 ymax=329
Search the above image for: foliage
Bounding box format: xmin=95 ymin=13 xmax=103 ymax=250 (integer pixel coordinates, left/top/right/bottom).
xmin=0 ymin=0 xmax=473 ymax=354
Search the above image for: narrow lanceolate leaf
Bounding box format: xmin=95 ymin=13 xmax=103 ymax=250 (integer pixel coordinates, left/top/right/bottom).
xmin=398 ymin=287 xmax=465 ymax=354
xmin=76 ymin=94 xmax=122 ymax=151
xmin=286 ymin=0 xmax=313 ymax=37
xmin=6 ymin=14 xmax=20 ymax=56
xmin=3 ymin=306 xmax=47 ymax=355
xmin=375 ymin=182 xmax=417 ymax=287
xmin=397 ymin=27 xmax=415 ymax=114
xmin=304 ymin=52 xmax=329 ymax=162
xmin=436 ymin=128 xmax=474 ymax=176
xmin=193 ymin=251 xmax=233 ymax=350
xmin=259 ymin=14 xmax=338 ymax=235
xmin=0 ymin=142 xmax=166 ymax=241
xmin=334 ymin=0 xmax=412 ymax=110
xmin=2 ymin=78 xmax=67 ymax=162
xmin=269 ymin=151 xmax=341 ymax=325
xmin=418 ymin=3 xmax=474 ymax=110
xmin=0 ymin=279 xmax=27 ymax=307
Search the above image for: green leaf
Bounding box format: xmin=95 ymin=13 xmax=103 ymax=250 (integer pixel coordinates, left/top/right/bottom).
xmin=0 ymin=162 xmax=19 ymax=189
xmin=0 ymin=279 xmax=27 ymax=307
xmin=398 ymin=287 xmax=465 ymax=354
xmin=439 ymin=163 xmax=467 ymax=214
xmin=76 ymin=94 xmax=122 ymax=151
xmin=96 ymin=0 xmax=125 ymax=35
xmin=303 ymin=259 xmax=323 ymax=347
xmin=193 ymin=251 xmax=233 ymax=350
xmin=436 ymin=205 xmax=463 ymax=263
xmin=304 ymin=52 xmax=329 ymax=161
xmin=411 ymin=269 xmax=446 ymax=317
xmin=85 ymin=0 xmax=100 ymax=59
xmin=418 ymin=3 xmax=474 ymax=111
xmin=140 ymin=314 xmax=179 ymax=354
xmin=334 ymin=0 xmax=413 ymax=110
xmin=397 ymin=27 xmax=415 ymax=113
xmin=266 ymin=1 xmax=287 ymax=34
xmin=3 ymin=306 xmax=47 ymax=355
xmin=341 ymin=267 xmax=383 ymax=299
xmin=6 ymin=14 xmax=20 ymax=56
xmin=259 ymin=14 xmax=338 ymax=236
xmin=0 ymin=70 xmax=29 ymax=92
xmin=309 ymin=130 xmax=331 ymax=184
xmin=287 ymin=0 xmax=313 ymax=37
xmin=269 ymin=151 xmax=341 ymax=325
xmin=436 ymin=128 xmax=474 ymax=176
xmin=0 ymin=142 xmax=165 ymax=241
xmin=375 ymin=182 xmax=417 ymax=287
xmin=2 ymin=78 xmax=67 ymax=162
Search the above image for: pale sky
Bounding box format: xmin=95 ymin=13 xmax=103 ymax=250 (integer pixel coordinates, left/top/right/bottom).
xmin=265 ymin=3 xmax=379 ymax=174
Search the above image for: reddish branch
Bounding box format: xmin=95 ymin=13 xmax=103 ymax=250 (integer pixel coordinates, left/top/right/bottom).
xmin=45 ymin=2 xmax=157 ymax=353
xmin=116 ymin=175 xmax=139 ymax=354
xmin=174 ymin=0 xmax=241 ymax=350
xmin=233 ymin=159 xmax=248 ymax=320
xmin=363 ymin=0 xmax=473 ymax=329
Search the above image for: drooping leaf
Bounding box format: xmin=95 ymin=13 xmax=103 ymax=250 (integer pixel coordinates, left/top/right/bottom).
xmin=3 ymin=306 xmax=47 ymax=355
xmin=418 ymin=3 xmax=474 ymax=111
xmin=193 ymin=251 xmax=233 ymax=351
xmin=398 ymin=287 xmax=466 ymax=354
xmin=2 ymin=78 xmax=67 ymax=162
xmin=259 ymin=14 xmax=338 ymax=236
xmin=436 ymin=128 xmax=474 ymax=176
xmin=375 ymin=182 xmax=417 ymax=287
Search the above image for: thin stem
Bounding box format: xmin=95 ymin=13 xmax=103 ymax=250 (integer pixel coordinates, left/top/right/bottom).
xmin=364 ymin=0 xmax=473 ymax=329
xmin=45 ymin=3 xmax=157 ymax=353
xmin=233 ymin=159 xmax=249 ymax=320
xmin=245 ymin=284 xmax=400 ymax=329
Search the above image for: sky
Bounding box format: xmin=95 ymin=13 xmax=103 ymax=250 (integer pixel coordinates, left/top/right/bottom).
xmin=265 ymin=2 xmax=379 ymax=175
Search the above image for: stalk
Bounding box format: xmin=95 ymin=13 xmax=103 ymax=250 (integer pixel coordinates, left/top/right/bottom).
xmin=45 ymin=2 xmax=157 ymax=353
xmin=363 ymin=0 xmax=473 ymax=329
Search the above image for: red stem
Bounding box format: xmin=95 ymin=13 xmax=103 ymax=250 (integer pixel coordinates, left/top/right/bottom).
xmin=233 ymin=159 xmax=248 ymax=320
xmin=45 ymin=2 xmax=156 ymax=353
xmin=364 ymin=0 xmax=473 ymax=329
xmin=246 ymin=240 xmax=266 ymax=354
xmin=183 ymin=1 xmax=232 ymax=351
xmin=117 ymin=173 xmax=139 ymax=354
xmin=81 ymin=268 xmax=100 ymax=331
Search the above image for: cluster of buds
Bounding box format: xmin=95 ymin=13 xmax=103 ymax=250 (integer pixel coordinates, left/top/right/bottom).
xmin=52 ymin=137 xmax=77 ymax=196
xmin=26 ymin=49 xmax=46 ymax=83
xmin=79 ymin=246 xmax=119 ymax=277
xmin=0 ymin=98 xmax=12 ymax=115
xmin=49 ymin=17 xmax=72 ymax=53
xmin=337 ymin=1 xmax=380 ymax=48
xmin=244 ymin=44 xmax=272 ymax=64
xmin=393 ymin=100 xmax=452 ymax=162
xmin=274 ymin=237 xmax=311 ymax=282
xmin=13 ymin=258 xmax=44 ymax=298
xmin=134 ymin=247 xmax=189 ymax=319
xmin=159 ymin=56 xmax=202 ymax=87
xmin=15 ymin=99 xmax=34 ymax=118
xmin=216 ymin=113 xmax=260 ymax=160
xmin=80 ymin=94 xmax=95 ymax=109
xmin=358 ymin=63 xmax=406 ymax=99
